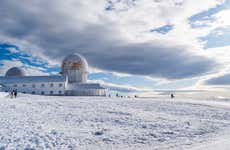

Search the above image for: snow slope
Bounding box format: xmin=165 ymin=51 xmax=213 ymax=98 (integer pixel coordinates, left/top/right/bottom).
xmin=0 ymin=93 xmax=230 ymax=149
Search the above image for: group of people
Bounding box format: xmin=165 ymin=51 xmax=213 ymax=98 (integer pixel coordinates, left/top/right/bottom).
xmin=10 ymin=89 xmax=18 ymax=98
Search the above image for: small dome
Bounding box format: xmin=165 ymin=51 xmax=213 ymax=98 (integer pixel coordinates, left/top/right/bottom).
xmin=62 ymin=53 xmax=88 ymax=72
xmin=5 ymin=67 xmax=25 ymax=77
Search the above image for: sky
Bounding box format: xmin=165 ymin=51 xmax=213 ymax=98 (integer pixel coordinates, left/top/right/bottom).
xmin=0 ymin=0 xmax=230 ymax=97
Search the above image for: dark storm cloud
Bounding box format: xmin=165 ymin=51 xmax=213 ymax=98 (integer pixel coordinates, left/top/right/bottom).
xmin=0 ymin=0 xmax=216 ymax=79
xmin=205 ymin=74 xmax=230 ymax=85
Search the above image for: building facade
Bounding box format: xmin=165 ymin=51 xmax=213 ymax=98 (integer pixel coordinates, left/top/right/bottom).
xmin=0 ymin=53 xmax=106 ymax=96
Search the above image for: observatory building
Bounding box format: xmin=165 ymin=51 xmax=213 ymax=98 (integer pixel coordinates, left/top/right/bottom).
xmin=0 ymin=53 xmax=106 ymax=96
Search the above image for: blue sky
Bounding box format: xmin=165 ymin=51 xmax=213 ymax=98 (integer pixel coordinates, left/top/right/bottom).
xmin=0 ymin=0 xmax=230 ymax=96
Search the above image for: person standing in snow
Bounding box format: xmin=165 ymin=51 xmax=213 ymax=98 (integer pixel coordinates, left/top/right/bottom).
xmin=14 ymin=89 xmax=17 ymax=98
xmin=10 ymin=90 xmax=14 ymax=98
xmin=116 ymin=93 xmax=119 ymax=97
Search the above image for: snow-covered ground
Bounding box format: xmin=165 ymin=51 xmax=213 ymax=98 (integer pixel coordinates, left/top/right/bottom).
xmin=1 ymin=93 xmax=230 ymax=149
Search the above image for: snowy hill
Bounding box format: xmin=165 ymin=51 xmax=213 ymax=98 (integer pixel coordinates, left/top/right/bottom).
xmin=1 ymin=92 xmax=230 ymax=149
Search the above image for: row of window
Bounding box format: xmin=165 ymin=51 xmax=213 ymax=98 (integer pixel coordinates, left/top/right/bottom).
xmin=5 ymin=90 xmax=63 ymax=95
xmin=13 ymin=83 xmax=63 ymax=88
xmin=24 ymin=91 xmax=63 ymax=95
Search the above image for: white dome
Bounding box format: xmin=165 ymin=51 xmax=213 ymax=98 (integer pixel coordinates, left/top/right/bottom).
xmin=5 ymin=67 xmax=25 ymax=77
xmin=62 ymin=53 xmax=88 ymax=72
xmin=61 ymin=53 xmax=88 ymax=83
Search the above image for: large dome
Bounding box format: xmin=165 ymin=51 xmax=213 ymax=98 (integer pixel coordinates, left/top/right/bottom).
xmin=5 ymin=67 xmax=25 ymax=77
xmin=62 ymin=53 xmax=88 ymax=72
xmin=61 ymin=53 xmax=88 ymax=83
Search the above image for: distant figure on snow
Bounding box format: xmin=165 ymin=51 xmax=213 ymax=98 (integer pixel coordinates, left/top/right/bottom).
xmin=116 ymin=93 xmax=119 ymax=97
xmin=14 ymin=89 xmax=18 ymax=98
xmin=10 ymin=89 xmax=18 ymax=98
xmin=10 ymin=90 xmax=14 ymax=98
xmin=171 ymin=94 xmax=174 ymax=99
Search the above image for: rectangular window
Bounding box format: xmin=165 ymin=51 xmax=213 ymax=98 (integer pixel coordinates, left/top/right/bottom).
xmin=32 ymin=84 xmax=36 ymax=88
xmin=59 ymin=83 xmax=63 ymax=87
xmin=50 ymin=83 xmax=54 ymax=87
xmin=41 ymin=84 xmax=45 ymax=88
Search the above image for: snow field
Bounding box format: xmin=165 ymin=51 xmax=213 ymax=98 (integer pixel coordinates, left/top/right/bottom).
xmin=0 ymin=93 xmax=230 ymax=149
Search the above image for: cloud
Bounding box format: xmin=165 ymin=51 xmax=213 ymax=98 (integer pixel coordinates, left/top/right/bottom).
xmin=205 ymin=73 xmax=230 ymax=85
xmin=192 ymin=45 xmax=230 ymax=87
xmin=6 ymin=47 xmax=19 ymax=53
xmin=89 ymin=79 xmax=152 ymax=93
xmin=201 ymin=26 xmax=230 ymax=48
xmin=0 ymin=0 xmax=222 ymax=80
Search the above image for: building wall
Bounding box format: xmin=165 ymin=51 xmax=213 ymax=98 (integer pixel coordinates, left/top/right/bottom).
xmin=65 ymin=89 xmax=106 ymax=96
xmin=66 ymin=69 xmax=87 ymax=83
xmin=1 ymin=81 xmax=107 ymax=96
xmin=2 ymin=81 xmax=65 ymax=96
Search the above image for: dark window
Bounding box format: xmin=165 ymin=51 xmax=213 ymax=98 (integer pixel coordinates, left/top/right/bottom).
xmin=50 ymin=83 xmax=54 ymax=87
xmin=50 ymin=91 xmax=53 ymax=95
xmin=23 ymin=84 xmax=26 ymax=87
xmin=41 ymin=84 xmax=45 ymax=88
xmin=41 ymin=91 xmax=45 ymax=95
xmin=32 ymin=91 xmax=35 ymax=94
xmin=23 ymin=92 xmax=26 ymax=94
xmin=32 ymin=84 xmax=36 ymax=88
xmin=13 ymin=84 xmax=17 ymax=87
xmin=58 ymin=91 xmax=62 ymax=94
xmin=59 ymin=83 xmax=63 ymax=87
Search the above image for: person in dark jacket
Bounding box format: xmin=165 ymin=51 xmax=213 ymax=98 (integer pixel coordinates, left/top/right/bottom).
xmin=14 ymin=89 xmax=17 ymax=98
xmin=171 ymin=94 xmax=174 ymax=99
xmin=10 ymin=90 xmax=14 ymax=98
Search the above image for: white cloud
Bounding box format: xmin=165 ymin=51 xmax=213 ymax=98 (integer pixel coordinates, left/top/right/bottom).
xmin=6 ymin=47 xmax=19 ymax=53
xmin=191 ymin=45 xmax=230 ymax=88
xmin=206 ymin=45 xmax=230 ymax=69
xmin=0 ymin=0 xmax=224 ymax=80
xmin=213 ymin=9 xmax=230 ymax=27
xmin=88 ymin=79 xmax=152 ymax=93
